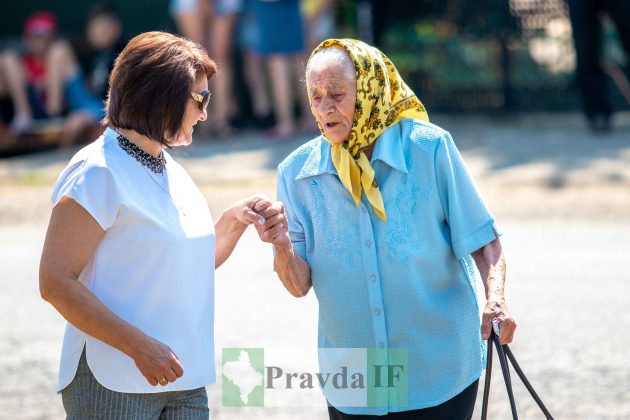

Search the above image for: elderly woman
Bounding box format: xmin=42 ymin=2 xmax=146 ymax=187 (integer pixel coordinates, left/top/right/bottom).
xmin=39 ymin=31 xmax=276 ymax=418
xmin=257 ymin=39 xmax=517 ymax=418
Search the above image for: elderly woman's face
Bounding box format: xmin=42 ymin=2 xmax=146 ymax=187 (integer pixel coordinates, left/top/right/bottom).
xmin=307 ymin=63 xmax=356 ymax=144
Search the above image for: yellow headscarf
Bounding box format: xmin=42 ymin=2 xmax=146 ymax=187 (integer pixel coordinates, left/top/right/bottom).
xmin=307 ymin=39 xmax=429 ymax=221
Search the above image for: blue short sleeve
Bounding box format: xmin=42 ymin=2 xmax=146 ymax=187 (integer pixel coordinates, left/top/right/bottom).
xmin=276 ymin=170 xmax=307 ymax=261
xmin=51 ymin=161 xmax=119 ymax=230
xmin=435 ymin=131 xmax=500 ymax=259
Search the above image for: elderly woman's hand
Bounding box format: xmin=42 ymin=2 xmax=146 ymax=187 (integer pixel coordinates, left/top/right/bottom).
xmin=252 ymin=200 xmax=290 ymax=246
xmin=481 ymin=299 xmax=517 ymax=345
xmin=472 ymin=238 xmax=517 ymax=345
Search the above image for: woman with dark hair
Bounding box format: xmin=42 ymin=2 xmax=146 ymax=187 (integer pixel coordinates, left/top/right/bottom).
xmin=39 ymin=31 xmax=277 ymax=418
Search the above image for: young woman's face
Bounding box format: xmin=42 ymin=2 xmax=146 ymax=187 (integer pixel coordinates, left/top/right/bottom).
xmin=307 ymin=63 xmax=357 ymax=144
xmin=171 ymin=78 xmax=208 ymax=147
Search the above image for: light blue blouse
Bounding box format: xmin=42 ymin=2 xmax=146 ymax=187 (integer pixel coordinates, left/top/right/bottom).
xmin=277 ymin=118 xmax=501 ymax=414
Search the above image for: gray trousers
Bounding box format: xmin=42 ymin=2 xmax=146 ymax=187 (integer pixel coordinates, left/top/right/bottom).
xmin=61 ymin=350 xmax=210 ymax=420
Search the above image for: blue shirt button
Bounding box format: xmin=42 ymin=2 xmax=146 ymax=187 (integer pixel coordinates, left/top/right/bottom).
xmin=374 ymin=308 xmax=381 ymax=316
xmin=365 ymin=240 xmax=372 ymax=248
xmin=370 ymin=274 xmax=376 ymax=282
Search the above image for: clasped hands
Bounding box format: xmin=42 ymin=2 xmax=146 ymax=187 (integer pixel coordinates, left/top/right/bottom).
xmin=236 ymin=195 xmax=290 ymax=247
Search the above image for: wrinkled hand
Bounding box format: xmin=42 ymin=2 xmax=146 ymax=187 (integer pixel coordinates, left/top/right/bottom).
xmin=252 ymin=200 xmax=290 ymax=246
xmin=481 ymin=299 xmax=517 ymax=345
xmin=131 ymin=335 xmax=184 ymax=386
xmin=232 ymin=195 xmax=272 ymax=227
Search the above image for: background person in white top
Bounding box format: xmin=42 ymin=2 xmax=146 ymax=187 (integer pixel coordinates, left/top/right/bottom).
xmin=38 ymin=31 xmax=282 ymax=419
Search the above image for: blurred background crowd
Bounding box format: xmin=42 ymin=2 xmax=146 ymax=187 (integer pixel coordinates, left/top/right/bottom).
xmin=0 ymin=0 xmax=628 ymax=155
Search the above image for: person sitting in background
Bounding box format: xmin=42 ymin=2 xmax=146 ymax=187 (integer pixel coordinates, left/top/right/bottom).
xmin=82 ymin=3 xmax=126 ymax=102
xmin=0 ymin=11 xmax=102 ymax=144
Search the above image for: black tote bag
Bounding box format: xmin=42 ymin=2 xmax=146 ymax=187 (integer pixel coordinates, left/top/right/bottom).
xmin=480 ymin=328 xmax=554 ymax=420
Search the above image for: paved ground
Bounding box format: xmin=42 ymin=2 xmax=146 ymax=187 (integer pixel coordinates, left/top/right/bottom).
xmin=1 ymin=113 xmax=629 ymax=419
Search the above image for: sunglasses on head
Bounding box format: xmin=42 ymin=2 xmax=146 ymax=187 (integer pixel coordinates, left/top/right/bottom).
xmin=190 ymin=90 xmax=211 ymax=111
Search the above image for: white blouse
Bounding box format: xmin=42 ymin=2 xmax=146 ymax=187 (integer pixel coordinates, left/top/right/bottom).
xmin=51 ymin=127 xmax=216 ymax=393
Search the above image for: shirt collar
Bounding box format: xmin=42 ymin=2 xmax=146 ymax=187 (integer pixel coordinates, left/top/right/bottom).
xmin=294 ymin=123 xmax=408 ymax=180
xmin=371 ymin=122 xmax=409 ymax=174
xmin=295 ymin=136 xmax=337 ymax=180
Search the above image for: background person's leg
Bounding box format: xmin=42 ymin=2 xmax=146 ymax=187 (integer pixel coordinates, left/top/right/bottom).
xmin=603 ymin=0 xmax=630 ymax=105
xmin=210 ymin=12 xmax=238 ymax=136
xmin=606 ymin=0 xmax=630 ymax=71
xmin=0 ymin=51 xmax=34 ymax=132
xmin=268 ymin=54 xmax=295 ymax=138
xmin=254 ymin=0 xmax=303 ymax=138
xmin=171 ymin=0 xmax=205 ymax=43
xmin=238 ymin=1 xmax=273 ymax=128
xmin=45 ymin=40 xmax=81 ymax=117
xmin=567 ymin=0 xmax=611 ymax=127
xmin=242 ymin=48 xmax=272 ymax=127
xmin=292 ymin=54 xmax=317 ymax=134
xmin=59 ymin=70 xmax=103 ymax=146
xmin=174 ymin=13 xmax=205 ymax=44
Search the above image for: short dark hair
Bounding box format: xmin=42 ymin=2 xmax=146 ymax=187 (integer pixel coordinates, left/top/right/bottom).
xmin=87 ymin=2 xmax=118 ymax=21
xmin=104 ymin=31 xmax=216 ymax=146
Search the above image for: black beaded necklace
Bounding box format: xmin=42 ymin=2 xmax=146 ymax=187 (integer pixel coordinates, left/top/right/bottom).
xmin=117 ymin=133 xmax=166 ymax=174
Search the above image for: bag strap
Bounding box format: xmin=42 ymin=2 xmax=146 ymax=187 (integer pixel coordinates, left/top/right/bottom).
xmin=481 ymin=331 xmax=554 ymax=420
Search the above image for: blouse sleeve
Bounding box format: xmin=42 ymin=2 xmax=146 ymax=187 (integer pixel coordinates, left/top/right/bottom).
xmin=434 ymin=131 xmax=501 ymax=259
xmin=51 ymin=160 xmax=119 ymax=231
xmin=276 ymin=169 xmax=307 ymax=261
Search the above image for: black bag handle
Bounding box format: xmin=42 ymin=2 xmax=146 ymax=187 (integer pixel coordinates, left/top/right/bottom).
xmin=481 ymin=330 xmax=554 ymax=420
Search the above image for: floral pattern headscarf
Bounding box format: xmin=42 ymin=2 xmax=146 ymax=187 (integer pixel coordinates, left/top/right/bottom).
xmin=308 ymin=39 xmax=429 ymax=221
